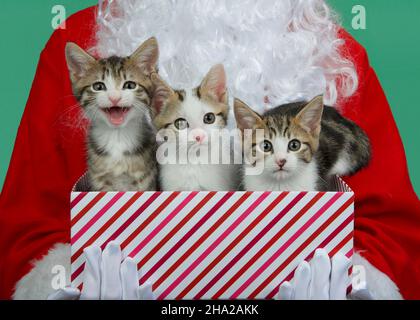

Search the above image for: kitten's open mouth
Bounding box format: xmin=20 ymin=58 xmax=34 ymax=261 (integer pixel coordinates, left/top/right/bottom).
xmin=102 ymin=107 xmax=131 ymax=126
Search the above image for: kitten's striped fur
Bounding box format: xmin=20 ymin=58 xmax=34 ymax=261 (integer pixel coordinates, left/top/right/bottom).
xmin=235 ymin=96 xmax=371 ymax=191
xmin=65 ymin=38 xmax=159 ymax=191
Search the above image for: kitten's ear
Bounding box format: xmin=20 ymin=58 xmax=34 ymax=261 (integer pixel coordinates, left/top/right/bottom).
xmin=234 ymin=99 xmax=264 ymax=131
xmin=131 ymin=37 xmax=159 ymax=74
xmin=65 ymin=42 xmax=96 ymax=81
xmin=199 ymin=64 xmax=227 ymax=104
xmin=296 ymin=95 xmax=324 ymax=136
xmin=151 ymin=73 xmax=175 ymax=114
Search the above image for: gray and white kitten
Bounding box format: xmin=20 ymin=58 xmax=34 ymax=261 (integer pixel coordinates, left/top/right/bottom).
xmin=234 ymin=96 xmax=371 ymax=191
xmin=65 ymin=38 xmax=159 ymax=191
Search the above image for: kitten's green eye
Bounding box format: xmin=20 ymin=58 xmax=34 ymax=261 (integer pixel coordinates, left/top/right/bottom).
xmin=174 ymin=118 xmax=189 ymax=130
xmin=288 ymin=139 xmax=301 ymax=152
xmin=260 ymin=140 xmax=273 ymax=153
xmin=203 ymin=113 xmax=216 ymax=124
xmin=123 ymin=81 xmax=137 ymax=90
xmin=92 ymin=82 xmax=107 ymax=91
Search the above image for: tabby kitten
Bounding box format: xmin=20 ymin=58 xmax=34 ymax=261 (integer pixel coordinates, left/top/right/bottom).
xmin=151 ymin=64 xmax=240 ymax=191
xmin=65 ymin=38 xmax=159 ymax=191
xmin=234 ymin=96 xmax=371 ymax=191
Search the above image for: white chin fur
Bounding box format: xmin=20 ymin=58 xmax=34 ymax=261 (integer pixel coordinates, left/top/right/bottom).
xmin=13 ymin=243 xmax=71 ymax=300
xmin=244 ymin=161 xmax=318 ymax=191
xmin=96 ymin=0 xmax=358 ymax=113
xmin=352 ymin=252 xmax=403 ymax=300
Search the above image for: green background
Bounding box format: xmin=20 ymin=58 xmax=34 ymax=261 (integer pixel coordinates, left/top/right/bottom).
xmin=0 ymin=0 xmax=419 ymax=195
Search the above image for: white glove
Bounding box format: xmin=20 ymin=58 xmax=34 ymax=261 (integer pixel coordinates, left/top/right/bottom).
xmin=48 ymin=242 xmax=154 ymax=300
xmin=348 ymin=288 xmax=374 ymax=300
xmin=276 ymin=249 xmax=352 ymax=300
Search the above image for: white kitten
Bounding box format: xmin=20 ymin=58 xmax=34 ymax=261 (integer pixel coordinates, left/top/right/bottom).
xmin=151 ymin=65 xmax=240 ymax=191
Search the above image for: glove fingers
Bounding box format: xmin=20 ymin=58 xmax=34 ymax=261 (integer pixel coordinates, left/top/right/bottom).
xmin=80 ymin=246 xmax=102 ymax=300
xmin=293 ymin=261 xmax=311 ymax=300
xmin=138 ymin=283 xmax=155 ymax=300
xmin=309 ymin=249 xmax=331 ymax=300
xmin=277 ymin=281 xmax=294 ymax=300
xmin=330 ymin=253 xmax=351 ymax=300
xmin=121 ymin=257 xmax=141 ymax=300
xmin=101 ymin=241 xmax=123 ymax=300
xmin=48 ymin=287 xmax=81 ymax=300
xmin=349 ymin=288 xmax=374 ymax=300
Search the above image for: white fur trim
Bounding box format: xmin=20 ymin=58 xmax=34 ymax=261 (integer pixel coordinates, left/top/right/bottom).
xmin=13 ymin=243 xmax=71 ymax=300
xmin=95 ymin=0 xmax=358 ymax=112
xmin=353 ymin=252 xmax=403 ymax=300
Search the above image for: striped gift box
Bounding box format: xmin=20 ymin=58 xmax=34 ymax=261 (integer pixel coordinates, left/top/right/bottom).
xmin=70 ymin=177 xmax=354 ymax=300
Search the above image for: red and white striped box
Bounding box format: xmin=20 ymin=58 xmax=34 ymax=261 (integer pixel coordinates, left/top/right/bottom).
xmin=70 ymin=177 xmax=354 ymax=300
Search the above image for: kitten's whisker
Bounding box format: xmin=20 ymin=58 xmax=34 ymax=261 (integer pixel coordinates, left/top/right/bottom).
xmin=54 ymin=102 xmax=89 ymax=131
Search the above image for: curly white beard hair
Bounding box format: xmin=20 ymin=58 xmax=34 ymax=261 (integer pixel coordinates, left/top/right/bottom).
xmin=92 ymin=0 xmax=400 ymax=300
xmin=95 ymin=0 xmax=358 ymax=114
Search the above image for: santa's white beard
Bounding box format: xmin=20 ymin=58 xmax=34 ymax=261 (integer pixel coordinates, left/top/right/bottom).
xmin=95 ymin=0 xmax=358 ymax=114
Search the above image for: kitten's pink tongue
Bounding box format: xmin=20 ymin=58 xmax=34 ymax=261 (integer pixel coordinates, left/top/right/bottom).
xmin=106 ymin=107 xmax=129 ymax=126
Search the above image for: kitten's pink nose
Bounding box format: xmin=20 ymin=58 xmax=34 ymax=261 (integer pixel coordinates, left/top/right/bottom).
xmin=277 ymin=159 xmax=287 ymax=168
xmin=109 ymin=96 xmax=121 ymax=106
xmin=193 ymin=132 xmax=206 ymax=144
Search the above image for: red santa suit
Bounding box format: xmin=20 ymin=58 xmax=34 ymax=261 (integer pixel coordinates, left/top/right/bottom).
xmin=0 ymin=5 xmax=419 ymax=299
